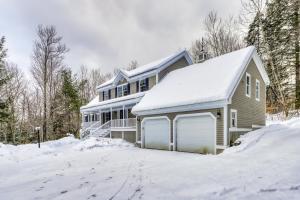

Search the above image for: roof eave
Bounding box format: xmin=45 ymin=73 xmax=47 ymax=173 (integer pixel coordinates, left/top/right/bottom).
xmin=132 ymin=99 xmax=229 ymax=116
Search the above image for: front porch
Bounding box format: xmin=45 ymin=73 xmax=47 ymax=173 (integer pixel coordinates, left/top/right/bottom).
xmin=81 ymin=104 xmax=137 ymax=142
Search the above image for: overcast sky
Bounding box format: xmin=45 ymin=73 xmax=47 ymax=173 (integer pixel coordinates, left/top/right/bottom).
xmin=0 ymin=0 xmax=242 ymax=77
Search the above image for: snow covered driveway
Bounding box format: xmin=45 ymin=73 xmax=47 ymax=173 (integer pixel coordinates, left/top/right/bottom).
xmin=1 ymin=119 xmax=300 ymax=200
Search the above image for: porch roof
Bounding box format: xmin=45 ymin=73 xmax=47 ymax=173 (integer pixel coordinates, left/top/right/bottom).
xmin=80 ymin=92 xmax=145 ymax=113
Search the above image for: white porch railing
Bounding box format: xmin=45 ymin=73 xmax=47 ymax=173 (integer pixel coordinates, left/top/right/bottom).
xmin=80 ymin=118 xmax=137 ymax=139
xmin=110 ymin=118 xmax=136 ymax=128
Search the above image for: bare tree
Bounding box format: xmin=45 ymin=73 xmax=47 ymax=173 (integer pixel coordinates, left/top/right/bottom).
xmin=204 ymin=11 xmax=244 ymax=57
xmin=127 ymin=60 xmax=138 ymax=71
xmin=31 ymin=25 xmax=68 ymax=141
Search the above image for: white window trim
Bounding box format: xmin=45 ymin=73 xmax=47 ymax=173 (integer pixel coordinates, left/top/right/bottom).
xmin=103 ymin=90 xmax=109 ymax=100
xmin=246 ymin=72 xmax=251 ymax=98
xmin=117 ymin=83 xmax=129 ymax=97
xmin=255 ymin=79 xmax=260 ymax=101
xmin=139 ymin=78 xmax=148 ymax=92
xmin=230 ymin=109 xmax=237 ymax=128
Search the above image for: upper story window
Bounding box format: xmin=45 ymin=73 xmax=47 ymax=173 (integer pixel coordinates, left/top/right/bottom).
xmin=255 ymin=79 xmax=260 ymax=101
xmin=230 ymin=109 xmax=237 ymax=128
xmin=117 ymin=83 xmax=130 ymax=97
xmin=245 ymin=72 xmax=251 ymax=97
xmin=103 ymin=90 xmax=110 ymax=100
xmin=139 ymin=78 xmax=149 ymax=92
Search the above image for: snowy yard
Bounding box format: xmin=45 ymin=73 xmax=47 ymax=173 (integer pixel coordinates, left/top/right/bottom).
xmin=1 ymin=119 xmax=300 ymax=200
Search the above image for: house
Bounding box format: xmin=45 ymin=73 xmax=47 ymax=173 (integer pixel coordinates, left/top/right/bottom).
xmin=132 ymin=46 xmax=269 ymax=154
xmin=80 ymin=50 xmax=193 ymax=142
xmin=80 ymin=46 xmax=269 ymax=154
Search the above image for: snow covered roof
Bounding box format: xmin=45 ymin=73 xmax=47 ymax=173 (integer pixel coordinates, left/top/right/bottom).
xmin=97 ymin=49 xmax=192 ymax=90
xmin=132 ymin=46 xmax=269 ymax=115
xmin=80 ymin=92 xmax=146 ymax=112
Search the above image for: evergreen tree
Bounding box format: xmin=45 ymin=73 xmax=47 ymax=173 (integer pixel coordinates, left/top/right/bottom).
xmin=246 ymin=12 xmax=265 ymax=56
xmin=0 ymin=36 xmax=9 ymax=122
xmin=53 ymin=69 xmax=81 ymax=138
xmin=293 ymin=0 xmax=300 ymax=108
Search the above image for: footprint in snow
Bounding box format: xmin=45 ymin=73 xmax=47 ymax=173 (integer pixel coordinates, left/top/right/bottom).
xmin=60 ymin=190 xmax=68 ymax=194
xmin=43 ymin=179 xmax=51 ymax=184
xmin=35 ymin=186 xmax=44 ymax=191
xmin=260 ymin=188 xmax=277 ymax=193
xmin=290 ymin=185 xmax=300 ymax=190
xmin=105 ymin=176 xmax=112 ymax=181
xmin=87 ymin=194 xmax=97 ymax=199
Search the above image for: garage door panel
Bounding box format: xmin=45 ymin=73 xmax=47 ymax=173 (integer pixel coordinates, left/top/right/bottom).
xmin=176 ymin=115 xmax=215 ymax=154
xmin=144 ymin=118 xmax=169 ymax=150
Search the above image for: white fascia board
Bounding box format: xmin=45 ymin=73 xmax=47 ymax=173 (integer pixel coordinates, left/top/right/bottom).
xmin=129 ymin=70 xmax=157 ymax=82
xmin=252 ymin=52 xmax=270 ymax=85
xmin=133 ymin=99 xmax=229 ymax=116
xmin=157 ymin=51 xmax=193 ymax=74
xmin=80 ymin=95 xmax=144 ymax=113
xmin=228 ymin=49 xmax=269 ymax=103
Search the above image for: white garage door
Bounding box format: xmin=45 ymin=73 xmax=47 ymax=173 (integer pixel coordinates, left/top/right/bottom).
xmin=143 ymin=117 xmax=170 ymax=150
xmin=175 ymin=114 xmax=215 ymax=154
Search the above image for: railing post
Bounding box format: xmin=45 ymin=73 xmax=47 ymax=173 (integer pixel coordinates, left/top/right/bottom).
xmin=122 ymin=105 xmax=125 ymax=127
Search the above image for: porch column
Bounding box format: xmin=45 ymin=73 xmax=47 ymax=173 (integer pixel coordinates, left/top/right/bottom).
xmin=122 ymin=105 xmax=125 ymax=140
xmin=122 ymin=105 xmax=125 ymax=127
xmin=110 ymin=107 xmax=112 ymax=138
xmin=99 ymin=109 xmax=102 ymax=125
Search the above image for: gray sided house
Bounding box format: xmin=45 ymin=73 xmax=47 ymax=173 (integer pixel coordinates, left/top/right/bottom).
xmin=80 ymin=50 xmax=193 ymax=143
xmin=80 ymin=46 xmax=269 ymax=154
xmin=132 ymin=46 xmax=269 ymax=154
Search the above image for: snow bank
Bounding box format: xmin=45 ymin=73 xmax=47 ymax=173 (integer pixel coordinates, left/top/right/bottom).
xmin=73 ymin=137 xmax=133 ymax=151
xmin=224 ymin=117 xmax=300 ymax=154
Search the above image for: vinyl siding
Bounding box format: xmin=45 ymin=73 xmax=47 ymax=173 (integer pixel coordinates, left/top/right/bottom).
xmin=228 ymin=59 xmax=266 ymax=130
xmin=111 ymin=131 xmax=136 ymax=143
xmin=148 ymin=76 xmax=156 ymax=89
xmin=137 ymin=108 xmax=224 ymax=147
xmin=158 ymin=57 xmax=190 ymax=81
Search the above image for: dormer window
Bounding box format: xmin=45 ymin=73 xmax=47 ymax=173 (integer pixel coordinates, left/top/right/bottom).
xmin=117 ymin=83 xmax=130 ymax=97
xmin=139 ymin=78 xmax=149 ymax=92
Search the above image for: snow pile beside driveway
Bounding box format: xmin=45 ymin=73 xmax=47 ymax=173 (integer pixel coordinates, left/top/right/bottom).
xmin=0 ymin=118 xmax=300 ymax=200
xmin=73 ymin=137 xmax=133 ymax=151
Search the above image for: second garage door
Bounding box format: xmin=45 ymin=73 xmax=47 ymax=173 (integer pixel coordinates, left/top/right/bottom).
xmin=175 ymin=114 xmax=215 ymax=154
xmin=143 ymin=117 xmax=170 ymax=150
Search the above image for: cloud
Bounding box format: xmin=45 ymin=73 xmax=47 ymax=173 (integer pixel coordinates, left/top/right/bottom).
xmin=0 ymin=0 xmax=242 ymax=77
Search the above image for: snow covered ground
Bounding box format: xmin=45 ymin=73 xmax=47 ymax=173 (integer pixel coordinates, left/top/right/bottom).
xmin=1 ymin=119 xmax=300 ymax=200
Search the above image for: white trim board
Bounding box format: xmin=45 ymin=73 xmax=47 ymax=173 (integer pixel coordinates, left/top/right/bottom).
xmin=133 ymin=100 xmax=228 ymax=116
xmin=229 ymin=127 xmax=252 ymax=132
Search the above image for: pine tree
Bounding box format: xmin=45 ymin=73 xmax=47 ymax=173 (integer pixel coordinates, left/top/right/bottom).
xmin=262 ymin=0 xmax=296 ymax=115
xmin=293 ymin=0 xmax=300 ymax=108
xmin=246 ymin=12 xmax=265 ymax=56
xmin=0 ymin=36 xmax=9 ymax=122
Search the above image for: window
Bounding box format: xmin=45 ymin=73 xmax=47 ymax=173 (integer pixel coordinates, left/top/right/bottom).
xmin=117 ymin=84 xmax=130 ymax=97
xmin=84 ymin=115 xmax=88 ymax=122
xmin=246 ymin=73 xmax=251 ymax=97
xmin=230 ymin=109 xmax=237 ymax=128
xmin=139 ymin=78 xmax=149 ymax=92
xmin=103 ymin=90 xmax=109 ymax=100
xmin=255 ymin=79 xmax=260 ymax=101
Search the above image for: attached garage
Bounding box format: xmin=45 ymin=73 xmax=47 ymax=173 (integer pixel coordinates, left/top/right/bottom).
xmin=174 ymin=113 xmax=216 ymax=154
xmin=142 ymin=117 xmax=170 ymax=150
